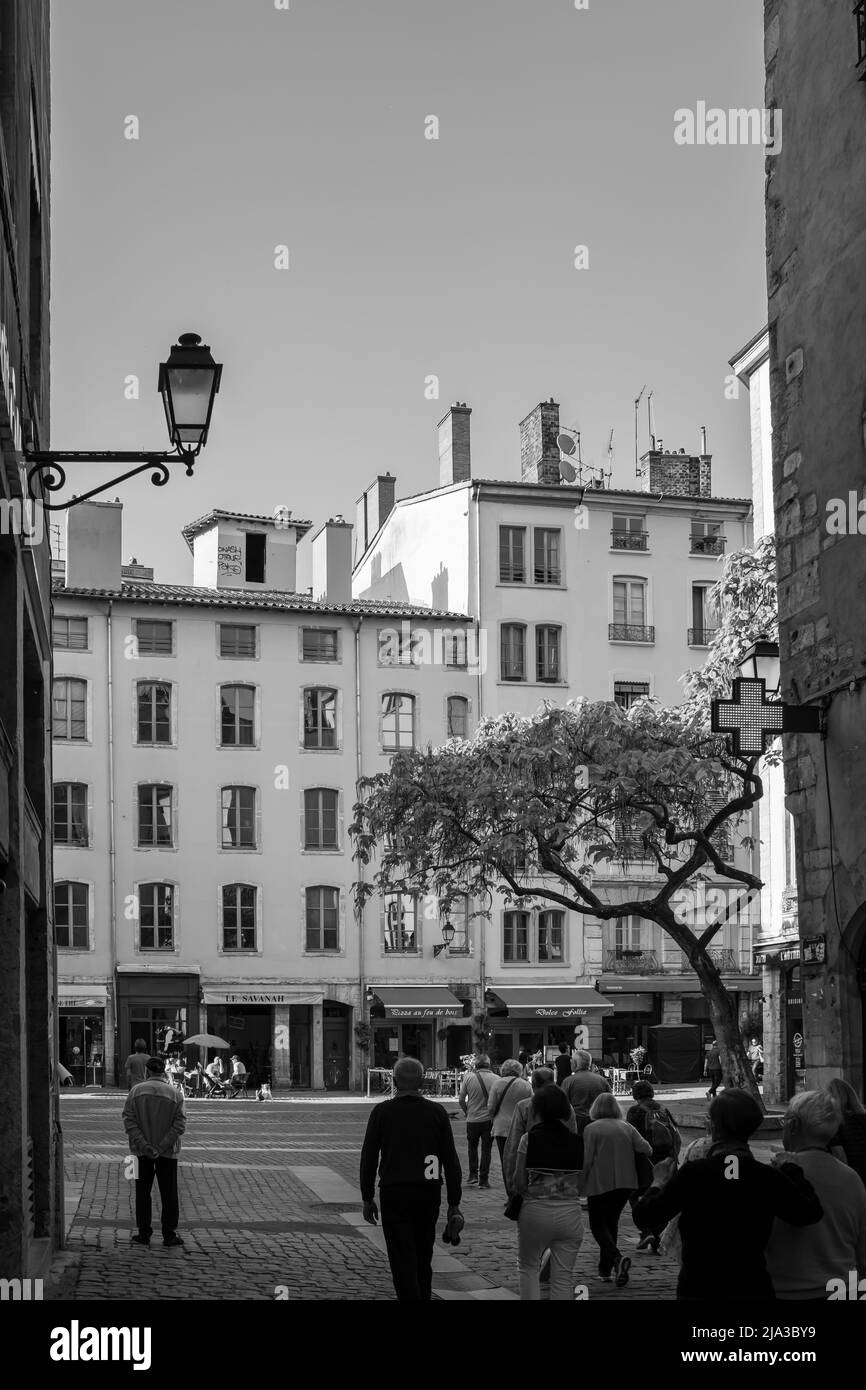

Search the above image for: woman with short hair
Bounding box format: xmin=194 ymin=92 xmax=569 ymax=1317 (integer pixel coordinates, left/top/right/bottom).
xmin=487 ymin=1059 xmax=532 ymax=1169
xmin=580 ymin=1091 xmax=652 ymax=1287
xmin=512 ymin=1084 xmax=585 ymax=1300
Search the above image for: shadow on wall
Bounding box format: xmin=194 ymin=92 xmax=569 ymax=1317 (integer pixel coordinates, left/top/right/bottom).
xmin=357 ymin=554 xmax=410 ymax=604
xmin=431 ymin=562 xmax=449 ymax=611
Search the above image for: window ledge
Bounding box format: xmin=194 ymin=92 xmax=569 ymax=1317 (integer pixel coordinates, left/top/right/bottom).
xmin=301 ymin=848 xmax=343 ymax=855
xmin=300 ymin=746 xmax=343 ymax=754
xmin=218 ymin=846 xmax=262 ymax=854
xmin=302 ymin=950 xmax=344 ymax=958
xmin=134 ymin=845 xmax=178 ymax=853
xmin=496 ymin=680 xmax=569 ymax=689
xmin=496 ymin=582 xmax=567 ymax=591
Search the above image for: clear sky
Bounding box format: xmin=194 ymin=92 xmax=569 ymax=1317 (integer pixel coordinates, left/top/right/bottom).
xmin=50 ymin=0 xmax=768 ymax=589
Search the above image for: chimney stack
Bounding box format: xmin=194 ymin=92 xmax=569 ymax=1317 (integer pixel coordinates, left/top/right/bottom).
xmin=355 ymin=473 xmax=396 ymax=559
xmin=519 ymin=399 xmax=561 ymax=485
xmin=312 ymin=517 xmax=353 ymax=605
xmin=639 ymin=446 xmax=712 ymax=498
xmin=437 ymin=402 xmax=471 ymax=486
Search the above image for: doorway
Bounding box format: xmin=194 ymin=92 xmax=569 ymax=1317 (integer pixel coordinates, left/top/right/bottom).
xmin=323 ymin=1000 xmax=350 ymax=1089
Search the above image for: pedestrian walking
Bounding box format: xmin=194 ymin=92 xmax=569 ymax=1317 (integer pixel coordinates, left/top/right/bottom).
xmin=632 ymin=1089 xmax=823 ymax=1301
xmin=487 ymin=1059 xmax=532 ymax=1171
xmin=626 ymin=1081 xmax=681 ymax=1253
xmin=360 ymin=1056 xmax=463 ymax=1301
xmin=765 ymin=1090 xmax=866 ymax=1301
xmin=459 ymin=1054 xmax=496 ymax=1188
xmin=122 ymin=1055 xmax=186 ymax=1248
xmin=562 ymin=1050 xmax=611 ymax=1138
xmin=581 ymin=1091 xmax=652 ymax=1286
xmin=747 ymin=1037 xmax=764 ymax=1083
xmin=825 ymin=1077 xmax=866 ymax=1186
xmin=502 ymin=1067 xmax=578 ymax=1194
xmin=518 ymin=1050 xmax=532 ymax=1079
xmin=704 ymin=1039 xmax=723 ymax=1098
xmin=124 ymin=1038 xmax=151 ymax=1091
xmin=512 ymin=1085 xmax=585 ymax=1300
xmin=554 ymin=1043 xmax=573 ymax=1085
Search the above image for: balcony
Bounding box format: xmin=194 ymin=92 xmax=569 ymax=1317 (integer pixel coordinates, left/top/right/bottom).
xmin=688 ymin=627 xmax=718 ymax=647
xmin=611 ymin=530 xmax=648 ymax=552
xmin=609 ymin=623 xmax=655 ymax=644
xmin=604 ymin=950 xmax=661 ymax=974
xmin=672 ymin=947 xmax=755 ymax=975
xmin=858 ymin=2 xmax=866 ymax=77
xmin=690 ymin=535 xmax=726 ymax=556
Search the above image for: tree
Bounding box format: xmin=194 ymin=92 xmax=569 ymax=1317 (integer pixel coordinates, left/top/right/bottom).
xmin=352 ymin=537 xmax=779 ymax=1104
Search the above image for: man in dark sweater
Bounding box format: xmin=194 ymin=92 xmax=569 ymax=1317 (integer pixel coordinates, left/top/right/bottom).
xmin=360 ymin=1056 xmax=463 ymax=1300
xmin=632 ymin=1089 xmax=823 ymax=1300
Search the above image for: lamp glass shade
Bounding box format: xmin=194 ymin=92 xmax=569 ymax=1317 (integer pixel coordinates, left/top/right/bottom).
xmin=440 ymin=920 xmax=456 ymax=947
xmin=738 ymin=639 xmax=781 ymax=693
xmin=158 ymin=333 xmax=222 ymax=454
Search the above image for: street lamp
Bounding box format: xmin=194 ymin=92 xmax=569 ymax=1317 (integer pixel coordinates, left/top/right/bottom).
xmin=433 ymin=919 xmax=456 ymax=958
xmin=26 ymin=332 xmax=222 ymax=511
xmin=711 ymin=636 xmax=822 ymax=755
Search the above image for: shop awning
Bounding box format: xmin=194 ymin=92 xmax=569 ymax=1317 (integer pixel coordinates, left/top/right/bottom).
xmin=487 ymin=987 xmax=613 ymax=1019
xmin=58 ymin=983 xmax=109 ymax=1006
xmin=600 ymin=974 xmax=762 ymax=995
xmin=373 ymin=988 xmax=464 ymax=1020
xmin=202 ymin=988 xmax=324 ymax=1006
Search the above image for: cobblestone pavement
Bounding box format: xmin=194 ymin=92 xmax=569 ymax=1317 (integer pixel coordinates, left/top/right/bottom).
xmin=54 ymin=1093 xmax=774 ymax=1303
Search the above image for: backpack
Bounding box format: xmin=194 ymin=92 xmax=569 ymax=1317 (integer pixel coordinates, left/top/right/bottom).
xmin=643 ymin=1104 xmax=681 ymax=1159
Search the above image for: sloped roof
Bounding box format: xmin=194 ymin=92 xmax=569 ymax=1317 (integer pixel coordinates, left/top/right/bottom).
xmin=51 ymin=579 xmax=469 ymax=621
xmin=181 ymin=509 xmax=313 ymax=551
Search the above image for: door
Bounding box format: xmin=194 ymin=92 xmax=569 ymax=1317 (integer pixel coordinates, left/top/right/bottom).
xmin=400 ymin=1023 xmax=433 ymax=1070
xmin=323 ymin=1002 xmax=350 ymax=1089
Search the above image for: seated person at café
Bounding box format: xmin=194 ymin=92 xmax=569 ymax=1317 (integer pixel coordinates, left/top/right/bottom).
xmin=204 ymin=1056 xmax=228 ymax=1095
xmin=227 ymin=1054 xmax=248 ymax=1095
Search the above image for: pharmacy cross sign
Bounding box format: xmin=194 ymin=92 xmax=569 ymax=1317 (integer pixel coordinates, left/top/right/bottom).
xmin=711 ymin=677 xmax=784 ymax=756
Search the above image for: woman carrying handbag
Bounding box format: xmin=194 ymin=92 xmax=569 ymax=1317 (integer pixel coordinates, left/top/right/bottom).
xmin=510 ymin=1085 xmax=585 ymax=1300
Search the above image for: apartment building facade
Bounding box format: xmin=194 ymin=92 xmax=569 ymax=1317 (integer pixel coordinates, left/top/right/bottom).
xmin=53 ymin=501 xmax=477 ymax=1090
xmin=353 ymin=399 xmax=761 ymax=1073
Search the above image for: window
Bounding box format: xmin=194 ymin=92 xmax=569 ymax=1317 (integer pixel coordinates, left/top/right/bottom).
xmin=222 ymin=884 xmax=257 ymax=951
xmin=136 ymin=682 xmax=171 ymax=744
xmin=499 ymin=526 xmax=526 ymax=583
xmin=537 ymin=910 xmax=564 ymax=962
xmin=500 ymin=623 xmax=526 ymax=681
xmin=301 ymin=628 xmax=338 ymax=662
xmin=615 ymin=916 xmax=644 ymax=956
xmin=134 ymin=619 xmax=173 ymax=655
xmin=221 ymin=786 xmax=257 ymax=849
xmin=137 ymin=784 xmax=173 ymax=847
xmin=138 ymin=883 xmax=175 ymax=950
xmin=245 ymin=532 xmax=266 ymax=583
xmin=610 ymin=579 xmax=653 ymax=642
xmin=55 ymin=882 xmax=89 ymax=949
xmin=52 ymin=616 xmax=88 ymax=650
xmin=614 ymin=680 xmax=650 ymax=711
xmin=53 ymin=678 xmax=87 ymax=741
xmin=381 ymin=693 xmax=415 ymax=750
xmin=533 ymin=528 xmax=561 ymax=584
xmin=220 ymin=685 xmax=256 ymax=747
xmin=689 ymin=584 xmax=718 ymax=646
xmin=383 ymin=893 xmax=418 ymax=952
xmin=611 ymin=514 xmax=647 ymax=551
xmin=53 ymin=783 xmax=88 ymax=846
xmin=446 ymin=898 xmax=471 ymax=955
xmin=378 ymin=627 xmax=422 ymax=666
xmin=304 ymin=689 xmax=337 ymax=749
xmin=219 ymin=623 xmax=257 ymax=658
xmin=536 ymin=625 xmax=561 ymax=682
xmin=304 ymin=788 xmax=339 ymax=849
xmin=690 ymin=520 xmax=725 ymax=556
xmin=442 ymin=630 xmax=467 ymax=668
xmin=306 ymin=886 xmax=339 ymax=952
xmin=447 ymin=695 xmax=469 ymax=738
xmin=503 ymin=910 xmax=529 ymax=962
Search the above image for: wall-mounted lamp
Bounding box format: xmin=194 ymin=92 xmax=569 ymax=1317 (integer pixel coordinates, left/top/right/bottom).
xmin=433 ymin=919 xmax=456 ymax=958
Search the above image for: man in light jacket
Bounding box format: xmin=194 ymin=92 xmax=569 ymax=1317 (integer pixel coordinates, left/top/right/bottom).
xmin=459 ymin=1055 xmax=496 ymax=1188
xmin=123 ymin=1054 xmax=186 ymax=1248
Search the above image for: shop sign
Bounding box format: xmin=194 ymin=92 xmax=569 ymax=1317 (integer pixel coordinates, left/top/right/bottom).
xmin=779 ymin=944 xmax=801 ymax=963
xmin=802 ymin=934 xmax=826 ymax=965
xmin=535 ymin=1006 xmax=588 ymax=1018
xmin=387 ymin=1006 xmax=460 ymax=1018
xmin=786 ymin=994 xmax=803 ymax=1007
xmin=59 ymin=998 xmax=105 ymax=1009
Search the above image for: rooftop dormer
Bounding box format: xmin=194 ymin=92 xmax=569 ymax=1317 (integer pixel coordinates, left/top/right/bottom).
xmin=182 ymin=508 xmax=312 ymax=592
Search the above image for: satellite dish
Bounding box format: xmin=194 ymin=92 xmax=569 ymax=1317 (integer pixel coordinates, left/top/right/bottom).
xmin=559 ymin=457 xmax=577 ymax=482
xmin=557 ymin=433 xmax=577 ymax=457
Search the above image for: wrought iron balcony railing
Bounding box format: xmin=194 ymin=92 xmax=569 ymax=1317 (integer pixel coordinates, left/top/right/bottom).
xmin=609 ymin=623 xmax=655 ymax=643
xmin=857 ymin=2 xmax=866 ymax=76
xmin=611 ymin=530 xmax=648 ymax=551
xmin=671 ymin=948 xmax=756 ymax=975
xmin=690 ymin=535 xmax=726 ymax=556
xmin=604 ymin=951 xmax=661 ymax=974
xmin=688 ymin=627 xmax=718 ymax=647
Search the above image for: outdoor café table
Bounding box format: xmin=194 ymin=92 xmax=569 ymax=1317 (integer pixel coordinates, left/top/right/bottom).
xmin=366 ymin=1067 xmax=394 ymax=1098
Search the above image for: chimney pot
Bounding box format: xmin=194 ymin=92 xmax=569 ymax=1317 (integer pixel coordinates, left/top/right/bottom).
xmin=437 ymin=402 xmax=472 ymax=487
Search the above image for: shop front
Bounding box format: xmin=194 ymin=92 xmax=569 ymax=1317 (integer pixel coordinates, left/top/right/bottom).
xmin=116 ymin=971 xmax=201 ymax=1083
xmin=599 ymin=993 xmax=658 ymax=1068
xmin=202 ymin=986 xmax=325 ymax=1090
xmin=370 ymin=987 xmax=468 ymax=1070
xmin=58 ymin=983 xmax=110 ymax=1086
xmin=485 ymin=986 xmax=613 ymax=1067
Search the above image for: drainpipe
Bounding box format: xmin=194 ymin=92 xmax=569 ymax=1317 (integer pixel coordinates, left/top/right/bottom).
xmin=353 ymin=616 xmax=365 ymax=1086
xmin=106 ymin=600 xmax=119 ymax=1084
xmin=472 ymin=485 xmax=485 ymax=1030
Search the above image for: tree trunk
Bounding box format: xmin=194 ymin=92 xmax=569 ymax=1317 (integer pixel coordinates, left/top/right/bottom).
xmin=692 ymin=950 xmax=762 ymax=1107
